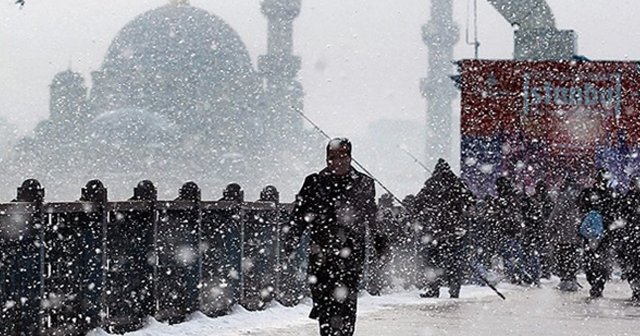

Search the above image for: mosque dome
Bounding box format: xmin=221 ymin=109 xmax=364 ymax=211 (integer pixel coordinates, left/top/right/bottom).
xmin=103 ymin=3 xmax=253 ymax=74
xmin=91 ymin=3 xmax=262 ymax=132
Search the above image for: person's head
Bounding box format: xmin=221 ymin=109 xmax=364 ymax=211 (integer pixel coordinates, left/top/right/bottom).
xmin=16 ymin=179 xmax=44 ymax=202
xmin=326 ymin=137 xmax=352 ymax=176
xmin=178 ymin=181 xmax=201 ymax=202
xmin=630 ymin=176 xmax=640 ymax=192
xmin=594 ymin=168 xmax=610 ymax=189
xmin=402 ymin=194 xmax=416 ymax=214
xmin=433 ymin=158 xmax=451 ymax=177
xmin=495 ymin=176 xmax=512 ymax=197
xmin=378 ymin=193 xmax=394 ymax=208
xmin=402 ymin=194 xmax=415 ymax=206
xmin=81 ymin=179 xmax=108 ymax=203
xmin=535 ymin=181 xmax=547 ymax=196
xmin=132 ymin=180 xmax=157 ymax=201
xmin=561 ymin=175 xmax=575 ymax=191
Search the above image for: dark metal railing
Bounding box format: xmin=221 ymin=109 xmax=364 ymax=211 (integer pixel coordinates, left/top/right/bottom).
xmin=0 ymin=179 xmax=421 ymax=336
xmin=0 ymin=179 xmax=304 ymax=336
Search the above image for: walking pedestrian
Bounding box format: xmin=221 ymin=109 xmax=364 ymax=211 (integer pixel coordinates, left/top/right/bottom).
xmin=549 ymin=177 xmax=582 ymax=291
xmin=578 ymin=169 xmax=616 ymax=299
xmin=413 ymin=158 xmax=475 ymax=298
xmin=284 ymin=138 xmax=388 ymax=336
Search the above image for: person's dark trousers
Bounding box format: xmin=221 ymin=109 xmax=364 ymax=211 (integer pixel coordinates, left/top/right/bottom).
xmin=441 ymin=240 xmax=464 ymax=298
xmin=421 ymin=240 xmax=463 ymax=298
xmin=524 ymin=250 xmax=541 ymax=284
xmin=312 ymin=286 xmax=358 ymax=336
xmin=310 ymin=253 xmax=361 ymax=336
xmin=583 ymin=239 xmax=611 ymax=298
xmin=555 ymin=243 xmax=579 ymax=282
xmin=420 ymin=244 xmax=442 ymax=296
xmin=540 ymin=249 xmax=553 ymax=279
xmin=624 ymin=249 xmax=640 ymax=301
xmin=499 ymin=238 xmax=526 ymax=283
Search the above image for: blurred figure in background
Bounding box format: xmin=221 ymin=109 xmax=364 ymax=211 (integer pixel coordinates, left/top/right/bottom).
xmin=414 ymin=158 xmax=475 ymax=298
xmin=549 ymin=177 xmax=582 ymax=291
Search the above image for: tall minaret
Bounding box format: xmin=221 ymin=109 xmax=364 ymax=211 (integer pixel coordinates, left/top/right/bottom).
xmin=259 ymin=0 xmax=304 ymax=141
xmin=421 ymin=0 xmax=459 ymax=168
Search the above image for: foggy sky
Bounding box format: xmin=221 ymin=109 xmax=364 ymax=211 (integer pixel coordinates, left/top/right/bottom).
xmin=3 ymin=0 xmax=638 ymax=134
xmin=1 ymin=0 xmax=639 ymax=198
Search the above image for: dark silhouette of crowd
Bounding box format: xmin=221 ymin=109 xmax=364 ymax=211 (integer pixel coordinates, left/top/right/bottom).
xmin=286 ymin=138 xmax=640 ymax=336
xmin=373 ymin=159 xmax=640 ymax=302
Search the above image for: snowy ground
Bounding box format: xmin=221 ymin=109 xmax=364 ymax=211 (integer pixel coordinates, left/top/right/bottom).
xmin=88 ymin=277 xmax=639 ymax=336
xmin=87 ymin=286 xmax=498 ymax=336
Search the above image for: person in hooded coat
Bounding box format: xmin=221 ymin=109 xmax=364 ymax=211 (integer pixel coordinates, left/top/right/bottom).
xmin=486 ymin=177 xmax=528 ymax=284
xmin=284 ymin=138 xmax=388 ymax=336
xmin=578 ymin=169 xmax=616 ymax=299
xmin=413 ymin=158 xmax=475 ymax=298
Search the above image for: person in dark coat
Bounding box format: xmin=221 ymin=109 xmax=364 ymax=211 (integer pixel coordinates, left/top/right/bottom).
xmin=284 ymin=138 xmax=388 ymax=336
xmin=486 ymin=177 xmax=528 ymax=284
xmin=618 ymin=176 xmax=640 ymax=301
xmin=549 ymin=177 xmax=582 ymax=291
xmin=413 ymin=158 xmax=475 ymax=298
xmin=367 ymin=193 xmax=397 ymax=295
xmin=521 ymin=181 xmax=554 ymax=285
xmin=578 ymin=169 xmax=616 ymax=299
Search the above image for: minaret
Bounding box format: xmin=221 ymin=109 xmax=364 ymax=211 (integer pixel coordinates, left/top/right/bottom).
xmin=50 ymin=69 xmax=88 ymax=132
xmin=421 ymin=0 xmax=459 ymax=167
xmin=259 ymin=0 xmax=304 ymax=140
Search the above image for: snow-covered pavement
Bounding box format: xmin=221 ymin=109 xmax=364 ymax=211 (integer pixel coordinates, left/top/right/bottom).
xmin=90 ymin=278 xmax=639 ymax=336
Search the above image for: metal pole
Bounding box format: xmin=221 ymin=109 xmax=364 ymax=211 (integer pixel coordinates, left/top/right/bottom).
xmin=293 ymin=107 xmax=406 ymax=207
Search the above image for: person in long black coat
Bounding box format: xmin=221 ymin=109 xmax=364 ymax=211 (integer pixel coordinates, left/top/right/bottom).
xmin=521 ymin=181 xmax=554 ymax=284
xmin=413 ymin=159 xmax=475 ymax=298
xmin=284 ymin=138 xmax=388 ymax=336
xmin=578 ymin=169 xmax=616 ymax=299
xmin=486 ymin=177 xmax=528 ymax=284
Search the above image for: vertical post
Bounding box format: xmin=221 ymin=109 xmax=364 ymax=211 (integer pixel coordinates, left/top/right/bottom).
xmin=105 ymin=180 xmax=157 ymax=333
xmin=156 ymin=182 xmax=201 ymax=324
xmin=80 ymin=180 xmax=108 ymax=331
xmin=5 ymin=179 xmax=46 ymax=335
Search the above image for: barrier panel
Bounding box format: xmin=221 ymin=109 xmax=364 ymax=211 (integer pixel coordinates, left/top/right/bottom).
xmin=42 ymin=201 xmax=104 ymax=336
xmin=0 ymin=202 xmax=43 ymax=336
xmin=200 ymin=201 xmax=242 ymax=316
xmin=275 ymin=203 xmax=308 ymax=306
xmin=155 ymin=200 xmax=201 ymax=324
xmin=240 ymin=202 xmax=279 ymax=310
xmin=104 ymin=201 xmax=156 ymax=333
xmin=0 ymin=179 xmax=45 ymax=336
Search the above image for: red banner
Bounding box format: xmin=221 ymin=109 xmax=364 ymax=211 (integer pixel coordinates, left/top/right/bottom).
xmin=460 ymin=60 xmax=640 ymax=156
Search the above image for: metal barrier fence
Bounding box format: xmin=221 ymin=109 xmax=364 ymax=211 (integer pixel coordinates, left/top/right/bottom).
xmin=0 ymin=179 xmax=307 ymax=336
xmin=0 ymin=179 xmax=424 ymax=336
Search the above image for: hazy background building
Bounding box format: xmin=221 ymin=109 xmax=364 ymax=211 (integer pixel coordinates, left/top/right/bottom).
xmin=3 ymin=1 xmax=319 ymax=201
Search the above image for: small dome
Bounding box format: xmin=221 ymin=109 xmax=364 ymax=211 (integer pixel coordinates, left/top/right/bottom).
xmin=88 ymin=108 xmax=177 ymax=148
